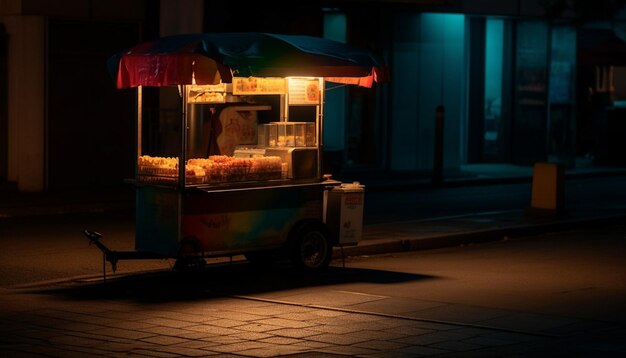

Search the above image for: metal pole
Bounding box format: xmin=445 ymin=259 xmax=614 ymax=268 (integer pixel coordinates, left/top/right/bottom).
xmin=318 ymin=78 xmax=324 ymax=179
xmin=179 ymin=85 xmax=188 ymax=190
xmin=102 ymin=252 xmax=106 ymax=283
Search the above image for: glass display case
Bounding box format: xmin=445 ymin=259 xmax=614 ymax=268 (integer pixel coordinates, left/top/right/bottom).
xmin=136 ymin=79 xmax=321 ymax=186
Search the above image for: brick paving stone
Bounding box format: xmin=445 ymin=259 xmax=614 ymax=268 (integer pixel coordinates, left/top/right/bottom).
xmin=229 ymin=330 xmax=275 ymax=340
xmin=274 ymin=310 xmax=348 ymax=321
xmin=236 ymin=302 xmax=315 ymax=315
xmin=353 ymin=339 xmax=408 ymax=350
xmin=317 ymin=344 xmax=380 ymax=356
xmin=97 ymin=341 xmax=151 ymax=353
xmin=70 ymin=345 xmax=138 ymax=357
xmin=171 ymin=340 xmax=221 ymax=349
xmin=303 ymin=309 xmax=350 ymax=318
xmin=145 ymin=310 xmax=213 ymax=324
xmin=254 ymin=317 xmax=318 ymax=329
xmin=358 ymin=351 xmax=420 ymax=358
xmin=365 ymin=317 xmax=414 ymax=328
xmin=308 ymin=323 xmax=367 ymax=334
xmin=407 ymin=304 xmax=511 ymax=324
xmin=272 ymin=290 xmax=385 ymax=308
xmin=184 ymin=324 xmax=241 ymax=335
xmin=174 ymin=306 xmax=222 ymax=316
xmin=302 ymin=316 xmax=347 ymax=326
xmin=336 ymin=320 xmax=402 ymax=332
xmin=306 ymin=314 xmax=381 ymax=326
xmin=48 ymin=333 xmax=111 ymax=347
xmin=291 ymin=340 xmax=334 ymax=349
xmin=148 ymin=345 xmax=219 ymax=357
xmin=477 ymin=313 xmax=581 ymax=333
xmin=394 ymin=318 xmax=463 ymax=331
xmin=272 ymin=312 xmax=318 ymax=321
xmin=103 ymin=320 xmax=158 ymax=330
xmin=57 ymin=321 xmax=106 ymax=332
xmin=169 ymin=330 xmax=213 ymax=340
xmin=236 ymin=345 xmax=309 ymax=357
xmin=234 ymin=322 xmax=283 ymax=333
xmin=347 ymin=297 xmax=446 ymax=315
xmin=258 ymin=336 xmax=302 ymax=344
xmin=47 ymin=329 xmax=131 ymax=344
xmin=203 ymin=318 xmax=248 ymax=328
xmin=89 ymin=327 xmax=156 ymax=340
xmin=393 ymin=330 xmax=478 ymax=345
xmin=204 ymin=340 xmax=273 ymax=354
xmin=270 ymin=328 xmax=324 ymax=339
xmin=80 ymin=302 xmax=141 ymax=314
xmin=139 ymin=325 xmax=195 ymax=336
xmin=59 ymin=314 xmax=122 ymax=327
xmin=330 ymin=312 xmax=381 ymax=323
xmin=132 ymin=348 xmax=182 ymax=358
xmin=380 ymin=326 xmax=433 ymax=341
xmin=140 ymin=317 xmax=198 ymax=328
xmin=142 ymin=326 xmax=213 ymax=340
xmin=89 ymin=310 xmax=154 ymax=322
xmin=350 ymin=329 xmax=409 ymax=341
xmin=200 ymin=335 xmax=246 ymax=345
xmin=234 ymin=306 xmax=298 ymax=317
xmin=140 ymin=335 xmax=190 ymax=345
xmin=306 ymin=333 xmax=371 ymax=345
xmin=200 ymin=310 xmax=267 ymax=322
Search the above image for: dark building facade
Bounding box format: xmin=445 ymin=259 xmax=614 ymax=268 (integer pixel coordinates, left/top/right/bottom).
xmin=1 ymin=0 xmax=625 ymax=192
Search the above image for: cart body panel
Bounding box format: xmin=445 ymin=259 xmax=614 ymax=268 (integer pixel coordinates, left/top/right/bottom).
xmin=136 ymin=186 xmax=181 ymax=256
xmin=136 ymin=181 xmax=333 ymax=258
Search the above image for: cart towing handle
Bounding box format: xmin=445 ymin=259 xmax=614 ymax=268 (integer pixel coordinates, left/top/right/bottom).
xmin=83 ymin=229 xmax=112 ymax=254
xmin=83 ymin=229 xmax=119 ymax=272
xmin=83 ymin=229 xmax=168 ymax=280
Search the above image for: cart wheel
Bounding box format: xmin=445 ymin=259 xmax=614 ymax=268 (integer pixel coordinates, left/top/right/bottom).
xmin=290 ymin=221 xmax=333 ymax=272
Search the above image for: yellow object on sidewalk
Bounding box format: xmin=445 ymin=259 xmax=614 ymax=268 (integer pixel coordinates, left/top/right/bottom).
xmin=528 ymin=162 xmax=565 ymax=215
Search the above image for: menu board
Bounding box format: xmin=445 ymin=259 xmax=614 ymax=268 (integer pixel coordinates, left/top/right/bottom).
xmin=288 ymin=78 xmax=321 ymax=105
xmin=232 ymin=77 xmax=286 ymax=95
xmin=187 ymin=83 xmax=232 ymax=104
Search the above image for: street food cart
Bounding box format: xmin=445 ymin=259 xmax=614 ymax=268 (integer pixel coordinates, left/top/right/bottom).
xmin=84 ymin=33 xmax=385 ymax=274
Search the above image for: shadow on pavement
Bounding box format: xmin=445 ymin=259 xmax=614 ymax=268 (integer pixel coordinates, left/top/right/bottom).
xmin=29 ymin=262 xmax=436 ymax=304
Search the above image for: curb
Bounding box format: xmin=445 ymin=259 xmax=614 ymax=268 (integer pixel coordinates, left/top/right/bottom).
xmin=334 ymin=213 xmax=626 ymax=258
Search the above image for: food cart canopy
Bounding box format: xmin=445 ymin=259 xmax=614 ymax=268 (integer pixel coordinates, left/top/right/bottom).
xmin=108 ymin=32 xmax=387 ymax=89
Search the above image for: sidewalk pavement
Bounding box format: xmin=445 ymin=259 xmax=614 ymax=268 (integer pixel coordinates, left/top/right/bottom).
xmin=339 ymin=162 xmax=626 ymax=258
